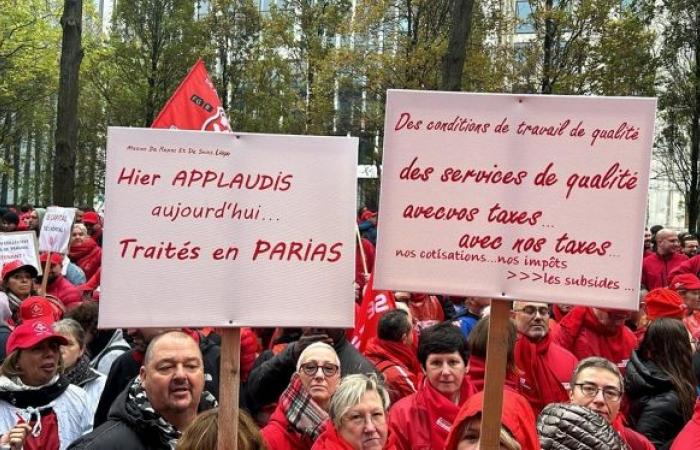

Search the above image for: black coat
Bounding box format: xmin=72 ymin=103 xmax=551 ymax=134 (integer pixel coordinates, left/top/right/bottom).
xmin=538 ymin=403 xmax=627 ymax=450
xmin=68 ymin=389 xmax=170 ymax=450
xmin=244 ymin=338 xmax=378 ymax=414
xmin=625 ymin=351 xmax=685 ymax=450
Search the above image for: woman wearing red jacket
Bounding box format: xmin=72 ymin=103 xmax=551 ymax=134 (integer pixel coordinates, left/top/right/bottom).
xmin=262 ymin=342 xmax=341 ymax=450
xmin=68 ymin=224 xmax=101 ymax=281
xmin=388 ymin=322 xmax=474 ymax=450
xmin=311 ymin=373 xmax=397 ymax=450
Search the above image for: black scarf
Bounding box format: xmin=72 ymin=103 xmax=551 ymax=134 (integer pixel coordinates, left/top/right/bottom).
xmin=64 ymin=354 xmax=100 ymax=387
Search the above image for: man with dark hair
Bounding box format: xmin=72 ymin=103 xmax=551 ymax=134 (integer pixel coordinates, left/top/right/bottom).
xmin=569 ymin=357 xmax=653 ymax=450
xmin=682 ymin=234 xmax=699 ymax=258
xmin=364 ymin=310 xmax=421 ymax=403
xmin=388 ymin=322 xmax=473 ymax=450
xmin=642 ymin=228 xmax=687 ymax=290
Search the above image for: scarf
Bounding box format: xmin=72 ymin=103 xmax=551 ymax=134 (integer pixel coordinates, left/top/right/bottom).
xmin=467 ymin=355 xmax=521 ymax=393
xmin=64 ymin=354 xmax=99 ymax=387
xmin=514 ymin=333 xmax=569 ymax=413
xmin=126 ymin=377 xmax=181 ymax=449
xmin=68 ymin=237 xmax=101 ymax=280
xmin=278 ymin=373 xmax=328 ymax=441
xmin=313 ymin=422 xmax=399 ymax=450
xmin=580 ymin=307 xmax=634 ymax=364
xmin=421 ymin=378 xmax=473 ymax=450
xmin=364 ymin=338 xmax=422 ymax=377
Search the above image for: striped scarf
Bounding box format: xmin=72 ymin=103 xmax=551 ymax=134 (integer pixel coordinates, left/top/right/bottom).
xmin=279 ymin=373 xmax=328 ymax=441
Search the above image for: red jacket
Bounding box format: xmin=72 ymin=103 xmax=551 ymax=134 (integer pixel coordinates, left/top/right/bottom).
xmin=408 ymin=295 xmax=444 ymax=331
xmin=47 ymin=274 xmax=82 ymax=308
xmin=553 ymin=306 xmax=636 ymax=373
xmin=642 ymin=252 xmax=688 ymax=290
xmin=685 ymin=311 xmax=700 ymax=339
xmin=68 ymin=237 xmax=102 ymax=281
xmin=444 ymin=390 xmax=540 ymax=450
xmin=670 ymin=399 xmax=700 ymax=449
xmin=310 ymin=423 xmax=398 ymax=450
xmin=262 ymin=403 xmax=311 ymax=450
xmin=388 ymin=378 xmax=474 ymax=450
xmin=515 ymin=333 xmax=578 ymax=414
xmin=364 ymin=338 xmax=422 ymax=404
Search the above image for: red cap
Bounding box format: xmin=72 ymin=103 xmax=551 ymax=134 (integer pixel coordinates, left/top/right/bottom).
xmin=1 ymin=260 xmax=38 ymax=281
xmin=669 ymin=273 xmax=700 ymax=291
xmin=39 ymin=253 xmax=63 ymax=266
xmin=6 ymin=319 xmax=68 ymax=355
xmin=360 ymin=211 xmax=377 ymax=221
xmin=19 ymin=296 xmax=64 ymax=322
xmin=82 ymin=212 xmax=99 ymax=225
xmin=645 ymin=288 xmax=687 ymax=321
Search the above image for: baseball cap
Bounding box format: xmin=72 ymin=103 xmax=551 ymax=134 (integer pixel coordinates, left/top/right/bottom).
xmin=82 ymin=212 xmax=99 ymax=225
xmin=1 ymin=260 xmax=38 ymax=281
xmin=39 ymin=253 xmax=63 ymax=267
xmin=670 ymin=273 xmax=700 ymax=291
xmin=645 ymin=288 xmax=687 ymax=321
xmin=6 ymin=319 xmax=68 ymax=355
xmin=19 ymin=296 xmax=64 ymax=322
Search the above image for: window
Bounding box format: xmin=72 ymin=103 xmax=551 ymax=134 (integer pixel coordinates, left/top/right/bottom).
xmin=515 ymin=0 xmax=535 ymax=34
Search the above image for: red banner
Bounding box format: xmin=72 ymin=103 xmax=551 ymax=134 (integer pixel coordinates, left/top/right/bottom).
xmin=151 ymin=59 xmax=231 ymax=132
xmin=352 ymin=273 xmax=396 ymax=353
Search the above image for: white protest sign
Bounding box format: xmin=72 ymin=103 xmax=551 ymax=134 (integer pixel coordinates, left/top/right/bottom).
xmin=39 ymin=207 xmax=76 ymax=253
xmin=374 ymin=91 xmax=655 ymax=311
xmin=100 ymin=127 xmax=357 ymax=328
xmin=0 ymin=232 xmax=41 ymax=275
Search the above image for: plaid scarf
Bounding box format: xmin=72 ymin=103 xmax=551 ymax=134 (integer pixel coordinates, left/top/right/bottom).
xmin=64 ymin=354 xmax=98 ymax=387
xmin=279 ymin=373 xmax=328 ymax=441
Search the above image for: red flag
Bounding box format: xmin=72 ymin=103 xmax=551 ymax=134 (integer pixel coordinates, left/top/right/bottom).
xmin=151 ymin=59 xmax=231 ymax=132
xmin=352 ymin=273 xmax=396 ymax=353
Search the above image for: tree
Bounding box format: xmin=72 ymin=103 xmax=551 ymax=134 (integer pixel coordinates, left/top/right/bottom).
xmin=441 ymin=0 xmax=476 ymax=91
xmin=654 ymin=0 xmax=700 ymax=231
xmin=53 ymin=0 xmax=83 ymax=206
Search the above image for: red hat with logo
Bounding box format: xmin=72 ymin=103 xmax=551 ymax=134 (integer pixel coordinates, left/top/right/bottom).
xmin=39 ymin=253 xmax=63 ymax=267
xmin=645 ymin=288 xmax=687 ymax=321
xmin=6 ymin=319 xmax=68 ymax=355
xmin=82 ymin=212 xmax=99 ymax=225
xmin=19 ymin=296 xmax=64 ymax=323
xmin=669 ymin=273 xmax=700 ymax=291
xmin=1 ymin=260 xmax=38 ymax=281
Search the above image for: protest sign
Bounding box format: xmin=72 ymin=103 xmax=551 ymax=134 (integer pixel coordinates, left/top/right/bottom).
xmin=100 ymin=127 xmax=358 ymax=328
xmin=0 ymin=232 xmax=41 ymax=275
xmin=375 ymin=91 xmax=655 ymax=311
xmin=39 ymin=207 xmax=76 ymax=254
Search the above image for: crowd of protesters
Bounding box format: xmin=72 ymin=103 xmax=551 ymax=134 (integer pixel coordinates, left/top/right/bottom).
xmin=0 ymin=204 xmax=696 ymax=449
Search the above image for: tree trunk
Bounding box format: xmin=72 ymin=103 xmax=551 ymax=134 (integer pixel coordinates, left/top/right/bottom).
xmin=540 ymin=0 xmax=555 ymax=94
xmin=440 ymin=0 xmax=475 ymax=91
xmin=53 ymin=0 xmax=83 ymax=206
xmin=11 ymin=116 xmax=20 ymax=205
xmin=34 ymin=126 xmax=42 ymax=205
xmin=22 ymin=129 xmax=32 ymax=205
xmin=44 ymin=96 xmax=56 ymax=205
xmin=690 ymin=22 xmax=700 ymax=232
xmin=1 ymin=113 xmax=10 ymax=205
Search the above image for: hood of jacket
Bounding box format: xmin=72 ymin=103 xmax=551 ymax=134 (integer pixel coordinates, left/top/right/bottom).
xmin=537 ymin=403 xmax=626 ymax=450
xmin=625 ymin=350 xmax=673 ymax=399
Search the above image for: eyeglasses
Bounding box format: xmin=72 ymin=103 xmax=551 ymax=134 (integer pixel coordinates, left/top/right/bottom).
xmin=514 ymin=306 xmax=549 ymax=317
xmin=299 ymin=362 xmax=339 ymax=377
xmin=574 ymin=382 xmax=622 ymax=402
xmin=343 ymin=411 xmax=386 ymax=427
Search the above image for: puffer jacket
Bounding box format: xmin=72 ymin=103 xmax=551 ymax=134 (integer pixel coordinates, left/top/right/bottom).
xmin=538 ymin=403 xmax=626 ymax=450
xmin=625 ymin=351 xmax=686 ymax=449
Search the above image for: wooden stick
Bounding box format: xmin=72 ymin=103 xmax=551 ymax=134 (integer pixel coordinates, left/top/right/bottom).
xmin=355 ymin=225 xmax=369 ymax=277
xmin=217 ymin=327 xmax=241 ymax=450
xmin=40 ymin=251 xmax=52 ymax=295
xmin=479 ymin=299 xmax=512 ymax=450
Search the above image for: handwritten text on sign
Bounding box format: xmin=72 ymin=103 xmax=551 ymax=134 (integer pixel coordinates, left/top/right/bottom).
xmin=374 ymin=91 xmax=655 ymax=311
xmin=100 ymin=128 xmax=357 ymax=328
xmin=0 ymin=232 xmax=41 ymax=275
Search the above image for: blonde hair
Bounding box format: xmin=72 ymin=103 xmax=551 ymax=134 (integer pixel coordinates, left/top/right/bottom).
xmin=329 ymin=373 xmax=390 ymax=429
xmin=295 ymin=342 xmax=340 ymax=371
xmin=176 ymin=408 xmax=267 ymax=450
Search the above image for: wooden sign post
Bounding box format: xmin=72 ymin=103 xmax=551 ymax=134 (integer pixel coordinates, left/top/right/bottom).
xmin=479 ymin=299 xmax=512 ymax=449
xmin=217 ymin=328 xmax=241 ymax=450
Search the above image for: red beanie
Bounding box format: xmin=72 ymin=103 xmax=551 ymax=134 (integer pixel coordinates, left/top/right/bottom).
xmin=645 ymin=288 xmax=686 ymax=321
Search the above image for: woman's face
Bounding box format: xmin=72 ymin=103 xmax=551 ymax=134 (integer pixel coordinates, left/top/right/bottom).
xmin=27 ymin=211 xmax=39 ymax=230
xmin=17 ymin=339 xmax=61 ymax=386
xmin=339 ymin=390 xmax=388 ymax=450
xmin=456 ymin=418 xmax=512 ymax=450
xmin=71 ymin=226 xmax=87 ymax=245
xmin=297 ymin=346 xmax=340 ymax=410
xmin=425 ymin=352 xmax=466 ymax=401
xmin=58 ymin=332 xmax=84 ymax=369
xmin=5 ymin=270 xmax=33 ymax=298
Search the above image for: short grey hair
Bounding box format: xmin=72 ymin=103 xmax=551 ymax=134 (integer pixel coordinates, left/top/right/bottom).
xmin=296 ymin=341 xmax=340 ymax=371
xmin=53 ymin=319 xmax=86 ymax=348
xmin=329 ymin=373 xmax=390 ymax=429
xmin=571 ymin=356 xmax=624 ymax=391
